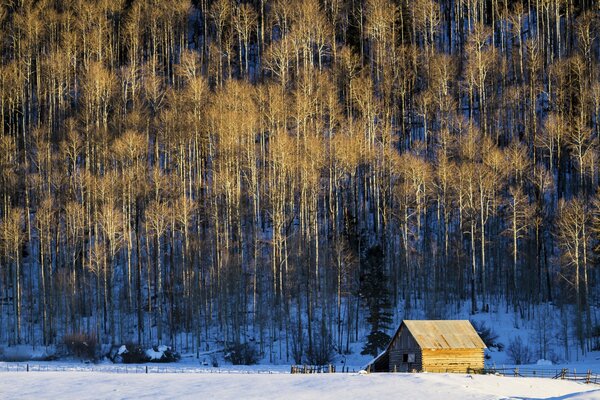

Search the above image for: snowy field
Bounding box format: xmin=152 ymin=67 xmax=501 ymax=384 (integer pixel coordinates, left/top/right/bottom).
xmin=1 ymin=371 xmax=600 ymax=400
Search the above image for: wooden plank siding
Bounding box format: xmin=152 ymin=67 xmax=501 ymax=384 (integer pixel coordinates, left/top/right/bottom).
xmin=421 ymin=349 xmax=484 ymax=373
xmin=389 ymin=325 xmax=423 ymax=372
xmin=389 ymin=349 xmax=422 ymax=372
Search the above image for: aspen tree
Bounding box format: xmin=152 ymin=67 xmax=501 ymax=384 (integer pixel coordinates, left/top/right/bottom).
xmin=233 ymin=3 xmax=258 ymax=79
xmin=0 ymin=207 xmax=25 ymax=343
xmin=145 ymin=199 xmax=169 ymax=344
xmin=503 ymin=186 xmax=534 ymax=304
xmin=557 ymin=198 xmax=591 ymax=354
xmin=35 ymin=197 xmax=55 ymax=345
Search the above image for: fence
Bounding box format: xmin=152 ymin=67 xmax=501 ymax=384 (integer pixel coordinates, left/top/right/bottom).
xmin=3 ymin=362 xmax=598 ymax=384
xmin=290 ymin=364 xmax=338 ymax=374
xmin=0 ymin=363 xmax=283 ymax=374
xmin=482 ymin=367 xmax=600 ymax=385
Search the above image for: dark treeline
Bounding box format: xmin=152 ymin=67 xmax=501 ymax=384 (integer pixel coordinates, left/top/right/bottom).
xmin=0 ymin=0 xmax=599 ymax=362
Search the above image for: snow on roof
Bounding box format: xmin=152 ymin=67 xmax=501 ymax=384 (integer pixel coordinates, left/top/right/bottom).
xmin=402 ymin=320 xmax=487 ymax=350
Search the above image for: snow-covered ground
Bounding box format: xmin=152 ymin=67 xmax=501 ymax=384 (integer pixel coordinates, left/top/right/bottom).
xmin=1 ymin=370 xmax=599 ymax=400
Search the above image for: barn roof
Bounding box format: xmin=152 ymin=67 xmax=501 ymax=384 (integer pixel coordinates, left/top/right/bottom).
xmin=402 ymin=320 xmax=486 ymax=349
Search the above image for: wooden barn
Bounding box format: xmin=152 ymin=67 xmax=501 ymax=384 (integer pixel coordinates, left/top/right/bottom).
xmin=369 ymin=320 xmax=486 ymax=373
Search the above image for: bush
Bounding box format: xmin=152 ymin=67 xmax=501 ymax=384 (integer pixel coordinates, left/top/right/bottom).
xmin=63 ymin=332 xmax=98 ymax=361
xmin=507 ymin=336 xmax=532 ymax=365
xmin=160 ymin=347 xmax=180 ymax=363
xmin=121 ymin=344 xmax=151 ymax=364
xmin=224 ymin=342 xmax=260 ymax=365
xmin=110 ymin=344 xmax=180 ymax=364
xmin=470 ymin=320 xmax=502 ymax=350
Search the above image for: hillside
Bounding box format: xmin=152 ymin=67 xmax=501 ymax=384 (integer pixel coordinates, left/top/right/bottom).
xmin=0 ymin=0 xmax=599 ymax=365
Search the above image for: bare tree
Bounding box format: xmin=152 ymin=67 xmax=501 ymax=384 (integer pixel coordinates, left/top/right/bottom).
xmin=556 ymin=197 xmax=590 ymax=354
xmin=503 ymin=185 xmax=534 ymax=305
xmin=0 ymin=207 xmax=25 ymax=343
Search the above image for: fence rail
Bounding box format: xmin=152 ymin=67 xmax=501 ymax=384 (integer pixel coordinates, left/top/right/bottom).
xmin=482 ymin=367 xmax=600 ymax=385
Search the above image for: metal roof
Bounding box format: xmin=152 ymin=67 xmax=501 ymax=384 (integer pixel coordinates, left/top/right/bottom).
xmin=402 ymin=320 xmax=486 ymax=349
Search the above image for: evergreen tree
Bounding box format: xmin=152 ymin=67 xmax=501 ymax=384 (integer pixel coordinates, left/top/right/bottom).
xmin=360 ymin=246 xmax=393 ymax=356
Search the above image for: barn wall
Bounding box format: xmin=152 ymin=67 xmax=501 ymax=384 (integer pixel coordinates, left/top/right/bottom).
xmin=388 ymin=326 xmax=422 ymax=372
xmin=421 ymin=349 xmax=484 ymax=373
xmin=372 ymin=352 xmax=389 ymax=372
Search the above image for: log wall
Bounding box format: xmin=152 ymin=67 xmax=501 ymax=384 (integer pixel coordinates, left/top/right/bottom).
xmin=420 ymin=349 xmax=484 ymax=373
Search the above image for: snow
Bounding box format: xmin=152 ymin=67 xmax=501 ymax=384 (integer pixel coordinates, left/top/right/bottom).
xmin=145 ymin=345 xmax=170 ymax=360
xmin=537 ymin=359 xmax=553 ymax=366
xmin=117 ymin=345 xmax=127 ymax=355
xmin=0 ymin=345 xmax=56 ymax=362
xmin=1 ymin=370 xmax=599 ymax=400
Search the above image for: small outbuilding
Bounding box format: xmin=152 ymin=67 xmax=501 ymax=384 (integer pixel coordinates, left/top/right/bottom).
xmin=369 ymin=320 xmax=486 ymax=373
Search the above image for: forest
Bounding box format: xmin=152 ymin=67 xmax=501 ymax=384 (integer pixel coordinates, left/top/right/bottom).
xmin=0 ymin=0 xmax=599 ymax=364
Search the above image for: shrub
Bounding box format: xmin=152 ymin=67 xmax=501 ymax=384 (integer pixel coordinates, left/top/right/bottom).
xmin=111 ymin=344 xmax=180 ymax=364
xmin=160 ymin=347 xmax=181 ymax=363
xmin=507 ymin=336 xmax=532 ymax=365
xmin=121 ymin=344 xmax=151 ymax=364
xmin=224 ymin=342 xmax=260 ymax=365
xmin=470 ymin=320 xmax=502 ymax=350
xmin=63 ymin=332 xmax=98 ymax=361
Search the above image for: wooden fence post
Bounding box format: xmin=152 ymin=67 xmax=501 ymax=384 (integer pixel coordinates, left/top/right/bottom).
xmin=586 ymin=370 xmax=591 ymax=384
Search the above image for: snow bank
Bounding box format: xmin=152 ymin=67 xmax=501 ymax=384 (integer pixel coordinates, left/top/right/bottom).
xmin=0 ymin=345 xmax=55 ymax=362
xmin=146 ymin=345 xmax=170 ymax=361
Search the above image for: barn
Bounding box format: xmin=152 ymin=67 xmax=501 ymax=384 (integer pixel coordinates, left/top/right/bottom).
xmin=369 ymin=320 xmax=486 ymax=373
